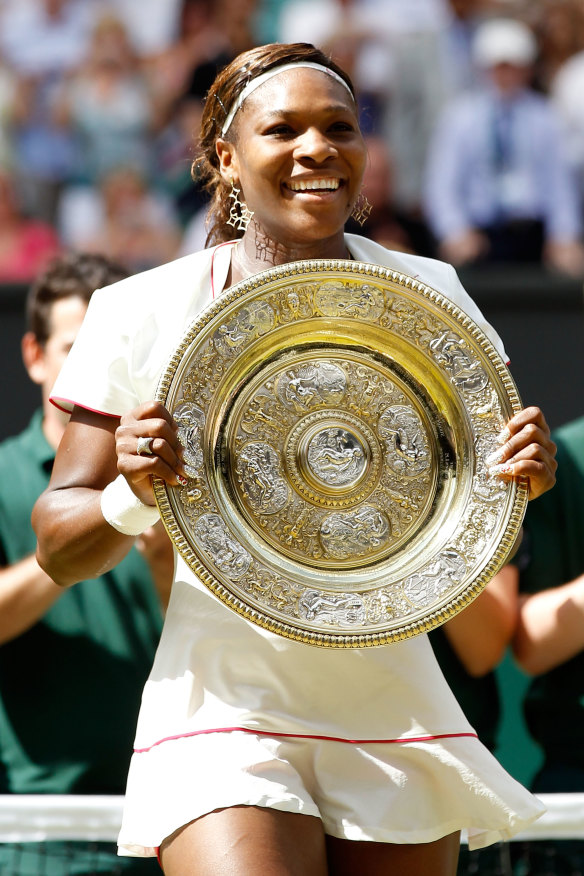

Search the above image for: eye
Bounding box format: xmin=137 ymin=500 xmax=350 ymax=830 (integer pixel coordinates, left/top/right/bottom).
xmin=328 ymin=120 xmax=356 ymax=133
xmin=264 ymin=123 xmax=295 ymax=137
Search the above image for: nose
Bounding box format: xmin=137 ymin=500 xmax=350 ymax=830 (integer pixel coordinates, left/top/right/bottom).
xmin=295 ymin=128 xmax=337 ymax=163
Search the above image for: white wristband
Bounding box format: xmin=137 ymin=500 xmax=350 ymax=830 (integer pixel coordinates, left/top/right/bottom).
xmin=100 ymin=474 xmax=160 ymax=536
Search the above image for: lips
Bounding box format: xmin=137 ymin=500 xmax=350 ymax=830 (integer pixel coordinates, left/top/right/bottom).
xmin=286 ymin=178 xmax=341 ymax=192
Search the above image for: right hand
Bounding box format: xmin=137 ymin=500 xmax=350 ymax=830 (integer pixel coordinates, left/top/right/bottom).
xmin=114 ymin=401 xmax=187 ymax=505
xmin=439 ymin=230 xmax=489 ymax=266
xmin=544 ymin=239 xmax=584 ymax=278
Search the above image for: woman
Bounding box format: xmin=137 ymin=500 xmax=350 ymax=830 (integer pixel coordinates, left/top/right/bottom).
xmin=33 ymin=43 xmax=557 ymax=875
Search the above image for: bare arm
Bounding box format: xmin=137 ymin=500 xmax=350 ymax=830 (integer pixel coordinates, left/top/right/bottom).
xmin=33 ymin=407 xmax=134 ymax=586
xmin=512 ymin=575 xmax=584 ymax=676
xmin=33 ymin=402 xmax=186 ymax=587
xmin=441 ymin=405 xmax=556 ymax=676
xmin=442 ymin=564 xmax=519 ymax=677
xmin=135 ymin=521 xmax=174 ymax=611
xmin=0 ymin=555 xmax=64 ymax=645
xmin=0 ymin=523 xmax=174 ymax=643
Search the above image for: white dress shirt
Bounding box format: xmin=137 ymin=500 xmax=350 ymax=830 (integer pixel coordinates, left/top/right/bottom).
xmin=424 ymin=86 xmax=582 ymax=243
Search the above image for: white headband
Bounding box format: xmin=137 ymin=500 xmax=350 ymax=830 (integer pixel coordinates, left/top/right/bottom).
xmin=220 ymin=61 xmax=354 ymax=135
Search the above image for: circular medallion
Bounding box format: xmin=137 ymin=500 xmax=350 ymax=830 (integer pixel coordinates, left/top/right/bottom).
xmin=154 ymin=259 xmax=527 ymax=647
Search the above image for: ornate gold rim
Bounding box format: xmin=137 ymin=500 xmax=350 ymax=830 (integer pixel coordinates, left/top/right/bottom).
xmin=154 ymin=259 xmax=528 ymax=647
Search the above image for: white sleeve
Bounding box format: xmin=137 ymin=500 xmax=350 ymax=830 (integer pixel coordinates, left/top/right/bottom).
xmin=50 ymin=248 xmax=217 ymax=417
xmin=51 ymin=285 xmax=138 ymax=417
xmin=444 ymin=264 xmax=509 ymax=364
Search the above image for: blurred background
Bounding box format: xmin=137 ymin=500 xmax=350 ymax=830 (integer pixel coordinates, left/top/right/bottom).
xmin=1 ymin=0 xmax=583 ymax=442
xmin=1 ymin=0 xmax=584 ymax=859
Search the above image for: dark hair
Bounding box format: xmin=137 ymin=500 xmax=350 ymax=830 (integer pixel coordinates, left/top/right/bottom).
xmin=195 ymin=43 xmax=357 ymax=247
xmin=27 ymin=252 xmax=128 ymax=345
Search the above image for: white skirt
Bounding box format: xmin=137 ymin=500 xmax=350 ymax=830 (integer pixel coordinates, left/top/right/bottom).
xmin=118 ymin=727 xmax=545 ymax=857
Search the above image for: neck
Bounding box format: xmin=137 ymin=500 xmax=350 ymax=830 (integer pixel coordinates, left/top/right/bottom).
xmin=230 ymin=223 xmax=349 ymax=285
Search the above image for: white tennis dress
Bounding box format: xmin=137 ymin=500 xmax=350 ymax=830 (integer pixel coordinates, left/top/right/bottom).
xmin=51 ymin=236 xmax=544 ymax=857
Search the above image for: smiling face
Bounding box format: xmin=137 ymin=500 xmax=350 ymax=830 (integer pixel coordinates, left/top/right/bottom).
xmin=216 ymin=67 xmax=366 ymax=252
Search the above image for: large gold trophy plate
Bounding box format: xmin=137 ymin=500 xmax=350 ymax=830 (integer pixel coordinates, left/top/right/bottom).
xmin=154 ymin=260 xmax=527 ymax=647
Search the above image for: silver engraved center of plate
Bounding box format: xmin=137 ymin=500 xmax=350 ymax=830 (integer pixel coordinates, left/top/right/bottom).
xmin=306 ymin=427 xmax=367 ymax=488
xmin=285 ymin=409 xmax=381 ymax=510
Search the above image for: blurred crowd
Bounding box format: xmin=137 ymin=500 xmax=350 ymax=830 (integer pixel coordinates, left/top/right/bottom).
xmin=1 ymin=0 xmax=584 ymax=282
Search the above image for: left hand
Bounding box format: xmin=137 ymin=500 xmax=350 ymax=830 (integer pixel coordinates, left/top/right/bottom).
xmin=485 ymin=406 xmax=557 ymax=500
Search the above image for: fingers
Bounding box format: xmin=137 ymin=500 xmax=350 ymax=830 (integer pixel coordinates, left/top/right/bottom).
xmin=497 ymin=406 xmax=553 ymax=443
xmin=116 ymin=401 xmax=188 ymax=491
xmin=486 ymin=406 xmax=557 ymax=500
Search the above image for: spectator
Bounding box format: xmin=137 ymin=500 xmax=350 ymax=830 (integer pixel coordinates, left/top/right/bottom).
xmin=145 ymin=0 xmax=257 ymax=129
xmin=0 ymin=169 xmax=60 ymax=283
xmin=56 ymin=13 xmax=159 ymax=185
xmin=154 ymin=92 xmax=209 ymax=230
xmin=105 ymin=0 xmax=184 ymax=60
xmin=364 ymin=0 xmax=452 ymax=209
xmin=0 ymin=0 xmax=96 ymax=80
xmin=440 ymin=0 xmax=494 ymax=97
xmin=58 ymin=165 xmax=182 ymax=273
xmin=344 ymin=135 xmax=420 ymax=253
xmin=531 ymin=0 xmax=584 ymax=94
xmin=0 ymin=55 xmax=17 ymax=168
xmin=278 ymin=0 xmax=457 ymax=202
xmin=148 ymin=0 xmax=229 ymax=105
xmin=550 ymin=47 xmax=584 ymax=212
xmin=424 ymin=17 xmax=584 ymax=276
xmin=495 ymin=415 xmax=584 ymax=874
xmin=0 ymin=0 xmax=93 ymax=223
xmin=215 ymin=0 xmax=260 ymax=59
xmin=429 ymin=551 xmax=522 ymax=875
xmin=277 ymin=0 xmax=395 ymax=133
xmin=6 ymin=72 xmax=79 ymax=222
xmin=0 ymin=252 xmax=170 ymax=874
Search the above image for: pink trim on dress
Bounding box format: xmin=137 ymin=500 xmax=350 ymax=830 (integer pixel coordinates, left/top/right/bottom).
xmin=49 ymin=397 xmax=120 ymax=418
xmin=134 ymin=726 xmax=478 ymax=754
xmin=210 ymin=240 xmax=237 ymax=299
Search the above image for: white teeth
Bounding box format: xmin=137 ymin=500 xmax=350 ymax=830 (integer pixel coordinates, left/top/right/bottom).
xmin=289 ymin=178 xmax=340 ymax=191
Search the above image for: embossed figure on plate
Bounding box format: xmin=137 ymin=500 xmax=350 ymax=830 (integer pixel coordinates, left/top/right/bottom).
xmin=378 ymin=405 xmax=431 ymax=477
xmin=299 ymin=589 xmax=365 ymax=625
xmin=236 ymin=442 xmax=289 ymax=514
xmin=429 ymin=331 xmax=489 ymax=393
xmin=194 ymin=513 xmax=252 ymax=580
xmin=275 ymin=362 xmax=346 ymax=411
xmin=173 ymin=402 xmax=206 ymax=478
xmin=307 ymin=428 xmax=366 ymax=487
xmin=213 ymin=301 xmax=275 ymax=357
xmin=403 ymin=550 xmax=466 ymax=607
xmin=320 ymin=505 xmax=391 ymax=559
xmin=314 ymin=281 xmax=385 ymax=320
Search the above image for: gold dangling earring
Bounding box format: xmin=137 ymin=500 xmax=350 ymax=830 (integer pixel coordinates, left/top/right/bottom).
xmin=351 ymin=192 xmax=372 ymax=226
xmin=227 ymin=180 xmax=254 ymax=232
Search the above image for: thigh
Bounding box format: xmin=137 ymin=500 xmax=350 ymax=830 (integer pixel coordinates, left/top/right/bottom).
xmin=159 ymin=805 xmax=328 ymax=876
xmin=326 ymin=831 xmax=461 ymax=876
